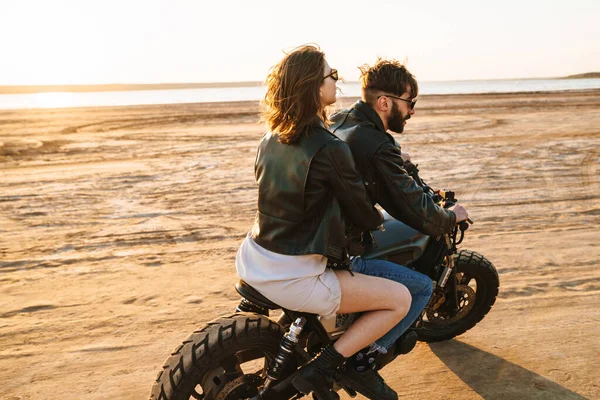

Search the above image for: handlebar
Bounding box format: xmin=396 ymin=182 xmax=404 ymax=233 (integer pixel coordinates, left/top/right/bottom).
xmin=404 ymin=160 xmax=472 ymax=231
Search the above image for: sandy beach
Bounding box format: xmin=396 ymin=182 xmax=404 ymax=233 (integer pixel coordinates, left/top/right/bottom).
xmin=1 ymin=90 xmax=599 ymax=399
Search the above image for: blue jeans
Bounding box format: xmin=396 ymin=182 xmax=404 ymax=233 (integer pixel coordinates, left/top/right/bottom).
xmin=350 ymin=257 xmax=433 ymax=350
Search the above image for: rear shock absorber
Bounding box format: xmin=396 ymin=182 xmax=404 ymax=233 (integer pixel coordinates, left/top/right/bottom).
xmin=260 ymin=317 xmax=306 ymax=395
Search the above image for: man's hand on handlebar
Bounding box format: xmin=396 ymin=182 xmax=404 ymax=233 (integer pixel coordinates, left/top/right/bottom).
xmin=449 ymin=203 xmax=469 ymax=223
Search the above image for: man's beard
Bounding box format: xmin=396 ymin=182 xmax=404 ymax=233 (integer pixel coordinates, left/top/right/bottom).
xmin=388 ymin=102 xmax=410 ymax=134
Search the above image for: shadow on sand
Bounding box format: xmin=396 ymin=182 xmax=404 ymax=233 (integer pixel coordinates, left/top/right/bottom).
xmin=429 ymin=340 xmax=587 ymax=400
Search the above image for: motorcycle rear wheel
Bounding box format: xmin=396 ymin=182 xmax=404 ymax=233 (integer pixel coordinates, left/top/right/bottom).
xmin=149 ymin=313 xmax=284 ymax=400
xmin=417 ymin=250 xmax=499 ymax=342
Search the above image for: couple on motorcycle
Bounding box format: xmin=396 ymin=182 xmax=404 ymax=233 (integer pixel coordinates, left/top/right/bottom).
xmin=236 ymin=44 xmax=469 ymax=400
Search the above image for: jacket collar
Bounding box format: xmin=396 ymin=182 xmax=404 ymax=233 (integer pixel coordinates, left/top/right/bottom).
xmin=353 ymin=100 xmax=386 ymax=133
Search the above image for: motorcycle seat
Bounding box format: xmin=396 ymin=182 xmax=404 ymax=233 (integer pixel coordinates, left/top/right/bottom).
xmin=236 ymin=280 xmax=280 ymax=310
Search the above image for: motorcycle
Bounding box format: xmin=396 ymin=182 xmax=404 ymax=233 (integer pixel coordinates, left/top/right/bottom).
xmin=149 ymin=163 xmax=500 ymax=400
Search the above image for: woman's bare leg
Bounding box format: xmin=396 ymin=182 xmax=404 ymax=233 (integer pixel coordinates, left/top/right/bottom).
xmin=331 ymin=270 xmax=411 ymax=357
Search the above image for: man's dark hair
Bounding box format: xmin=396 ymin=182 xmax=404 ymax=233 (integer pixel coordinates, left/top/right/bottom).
xmin=359 ymin=59 xmax=418 ymax=105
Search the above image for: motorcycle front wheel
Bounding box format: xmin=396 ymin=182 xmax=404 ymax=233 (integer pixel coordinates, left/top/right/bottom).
xmin=417 ymin=250 xmax=499 ymax=342
xmin=149 ymin=313 xmax=284 ymax=400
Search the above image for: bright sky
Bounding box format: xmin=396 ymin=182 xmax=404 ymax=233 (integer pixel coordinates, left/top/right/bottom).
xmin=1 ymin=0 xmax=599 ymax=85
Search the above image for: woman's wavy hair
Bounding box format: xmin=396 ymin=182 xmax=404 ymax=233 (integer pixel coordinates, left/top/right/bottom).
xmin=359 ymin=58 xmax=418 ymax=104
xmin=262 ymin=45 xmax=329 ymax=144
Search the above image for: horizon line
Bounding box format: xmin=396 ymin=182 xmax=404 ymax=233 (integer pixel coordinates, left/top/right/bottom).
xmin=1 ymin=72 xmax=598 ymax=94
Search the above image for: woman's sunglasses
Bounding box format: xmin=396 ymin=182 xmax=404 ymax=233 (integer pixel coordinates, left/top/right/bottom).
xmin=323 ymin=69 xmax=339 ymax=82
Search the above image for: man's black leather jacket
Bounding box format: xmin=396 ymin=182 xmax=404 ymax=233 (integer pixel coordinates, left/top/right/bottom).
xmin=251 ymin=122 xmax=383 ymax=263
xmin=330 ymin=101 xmax=456 ymax=236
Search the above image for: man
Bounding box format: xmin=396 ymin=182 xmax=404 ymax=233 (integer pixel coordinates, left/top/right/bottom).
xmin=329 ymin=59 xmax=469 ymax=400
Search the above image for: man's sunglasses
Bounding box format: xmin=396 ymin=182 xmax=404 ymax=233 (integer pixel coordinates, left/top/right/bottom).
xmin=377 ymin=94 xmax=417 ymax=110
xmin=323 ymin=69 xmax=339 ymax=82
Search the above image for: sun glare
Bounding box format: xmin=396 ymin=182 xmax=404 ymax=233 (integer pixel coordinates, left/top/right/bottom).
xmin=28 ymin=92 xmax=78 ymax=109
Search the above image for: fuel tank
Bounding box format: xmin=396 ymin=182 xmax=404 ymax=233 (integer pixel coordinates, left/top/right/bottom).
xmin=362 ymin=211 xmax=430 ymax=266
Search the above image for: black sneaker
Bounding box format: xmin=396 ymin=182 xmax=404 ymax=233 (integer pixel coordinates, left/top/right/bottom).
xmin=336 ymin=365 xmax=398 ymax=400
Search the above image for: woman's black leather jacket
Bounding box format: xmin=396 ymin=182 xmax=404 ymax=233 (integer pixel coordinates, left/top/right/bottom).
xmin=251 ymin=123 xmax=383 ymax=263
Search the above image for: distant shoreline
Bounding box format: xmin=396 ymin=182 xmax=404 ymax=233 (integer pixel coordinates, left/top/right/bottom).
xmin=563 ymin=72 xmax=600 ymax=79
xmin=1 ymin=73 xmax=599 ymax=94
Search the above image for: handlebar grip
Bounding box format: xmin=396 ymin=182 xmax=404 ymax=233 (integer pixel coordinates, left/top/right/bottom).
xmin=444 ymin=200 xmax=456 ymax=208
xmin=459 ymin=221 xmax=469 ymax=231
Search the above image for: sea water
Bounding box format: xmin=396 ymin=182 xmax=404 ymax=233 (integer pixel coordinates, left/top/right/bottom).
xmin=1 ymin=78 xmax=599 ymax=110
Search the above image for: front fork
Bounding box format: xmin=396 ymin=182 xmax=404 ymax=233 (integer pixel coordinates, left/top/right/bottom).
xmin=438 ymin=233 xmax=459 ymax=290
xmin=419 ymin=236 xmax=460 ymax=322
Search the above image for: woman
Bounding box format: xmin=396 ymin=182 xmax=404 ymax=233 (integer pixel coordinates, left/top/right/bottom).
xmin=236 ymin=45 xmax=409 ymax=400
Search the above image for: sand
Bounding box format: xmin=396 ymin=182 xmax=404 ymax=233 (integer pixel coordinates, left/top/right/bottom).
xmin=1 ymin=90 xmax=599 ymax=399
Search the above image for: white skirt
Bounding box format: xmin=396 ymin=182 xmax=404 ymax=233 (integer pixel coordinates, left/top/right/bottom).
xmin=235 ymin=233 xmax=342 ymax=317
